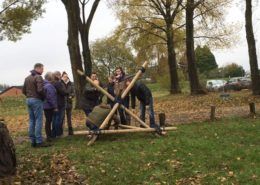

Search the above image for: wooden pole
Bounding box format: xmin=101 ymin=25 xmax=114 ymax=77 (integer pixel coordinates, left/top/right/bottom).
xmin=74 ymin=127 xmax=177 ymax=135
xmin=78 ymin=68 xmax=150 ymax=128
xmin=121 ymin=61 xmax=148 ymax=98
xmin=124 ymin=108 xmax=149 ymax=128
xmin=86 ymin=61 xmax=149 ymax=145
xmin=118 ymin=124 xmax=145 ymax=129
xmin=210 ymin=105 xmax=216 ymax=121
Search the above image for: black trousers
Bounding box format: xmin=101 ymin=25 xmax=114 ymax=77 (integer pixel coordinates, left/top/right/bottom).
xmin=65 ymin=108 xmax=73 ymax=129
xmin=44 ymin=109 xmax=54 ymax=138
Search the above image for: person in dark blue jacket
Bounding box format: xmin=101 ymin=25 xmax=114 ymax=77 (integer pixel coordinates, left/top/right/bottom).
xmin=43 ymin=72 xmax=57 ymax=141
xmin=127 ymin=80 xmax=157 ymax=128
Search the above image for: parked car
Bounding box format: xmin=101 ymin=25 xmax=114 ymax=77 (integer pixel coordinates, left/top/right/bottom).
xmin=206 ymin=80 xmax=226 ymax=92
xmin=224 ymin=77 xmax=251 ymax=91
xmin=239 ymin=77 xmax=252 ymax=89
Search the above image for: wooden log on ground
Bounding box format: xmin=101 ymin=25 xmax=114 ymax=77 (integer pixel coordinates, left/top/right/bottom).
xmin=249 ymin=102 xmax=256 ymax=115
xmin=74 ymin=127 xmax=177 ymax=135
xmin=210 ymin=105 xmax=216 ymax=121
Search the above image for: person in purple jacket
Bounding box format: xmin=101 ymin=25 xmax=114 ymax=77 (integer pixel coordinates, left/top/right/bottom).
xmin=43 ymin=72 xmax=58 ymax=142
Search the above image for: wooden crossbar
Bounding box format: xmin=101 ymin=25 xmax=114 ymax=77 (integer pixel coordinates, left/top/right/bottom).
xmin=74 ymin=127 xmax=177 ymax=135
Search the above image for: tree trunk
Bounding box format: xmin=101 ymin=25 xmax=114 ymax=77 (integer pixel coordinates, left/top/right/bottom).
xmin=63 ymin=0 xmax=85 ymax=108
xmin=245 ymin=0 xmax=260 ymax=95
xmin=79 ymin=0 xmax=101 ymax=77
xmin=186 ymin=0 xmax=206 ymax=95
xmin=80 ymin=28 xmax=92 ymax=77
xmin=166 ymin=25 xmax=181 ymax=94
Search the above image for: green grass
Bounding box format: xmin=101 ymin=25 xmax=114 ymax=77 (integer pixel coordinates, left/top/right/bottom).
xmin=147 ymin=83 xmax=169 ymax=97
xmin=0 ymin=96 xmax=26 ymax=116
xmin=16 ymin=117 xmax=260 ymax=184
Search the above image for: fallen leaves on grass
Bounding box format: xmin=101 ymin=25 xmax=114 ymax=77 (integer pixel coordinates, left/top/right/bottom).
xmin=176 ymin=174 xmax=206 ymax=185
xmin=15 ymin=153 xmax=85 ymax=184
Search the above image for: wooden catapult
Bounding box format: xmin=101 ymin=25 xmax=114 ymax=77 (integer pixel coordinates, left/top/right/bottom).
xmin=75 ymin=61 xmax=177 ymax=146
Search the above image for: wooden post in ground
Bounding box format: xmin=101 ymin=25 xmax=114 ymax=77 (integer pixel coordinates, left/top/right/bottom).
xmin=210 ymin=105 xmax=216 ymax=121
xmin=249 ymin=102 xmax=256 ymax=116
xmin=159 ymin=113 xmax=166 ymax=127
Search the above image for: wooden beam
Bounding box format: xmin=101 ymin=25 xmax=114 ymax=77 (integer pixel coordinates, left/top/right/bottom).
xmin=77 ymin=66 xmax=150 ymax=128
xmin=87 ymin=61 xmax=149 ymax=145
xmin=118 ymin=124 xmax=144 ymax=129
xmin=74 ymin=127 xmax=177 ymax=135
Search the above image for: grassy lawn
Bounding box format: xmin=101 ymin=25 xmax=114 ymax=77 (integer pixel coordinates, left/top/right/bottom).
xmin=1 ymin=93 xmax=259 ymax=184
xmin=15 ymin=117 xmax=260 ymax=184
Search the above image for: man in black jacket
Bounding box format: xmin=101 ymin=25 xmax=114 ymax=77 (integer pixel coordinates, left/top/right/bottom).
xmin=81 ymin=72 xmax=102 ymax=116
xmin=127 ymin=80 xmax=157 ymax=128
xmin=61 ymin=72 xmax=75 ymax=135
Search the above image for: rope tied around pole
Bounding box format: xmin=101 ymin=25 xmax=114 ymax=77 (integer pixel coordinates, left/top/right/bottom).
xmin=114 ymin=96 xmax=124 ymax=105
xmin=139 ymin=67 xmax=146 ymax=73
xmin=89 ymin=129 xmax=102 ymax=135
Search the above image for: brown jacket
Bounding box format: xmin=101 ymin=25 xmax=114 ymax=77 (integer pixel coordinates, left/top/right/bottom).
xmin=22 ymin=70 xmax=45 ymax=100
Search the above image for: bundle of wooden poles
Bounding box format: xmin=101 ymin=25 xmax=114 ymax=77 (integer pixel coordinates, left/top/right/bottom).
xmin=75 ymin=61 xmax=177 ymax=145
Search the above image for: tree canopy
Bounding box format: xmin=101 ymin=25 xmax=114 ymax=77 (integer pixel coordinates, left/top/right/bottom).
xmin=195 ymin=45 xmax=218 ymax=74
xmin=91 ymin=36 xmax=135 ymax=80
xmin=0 ymin=0 xmax=45 ymax=41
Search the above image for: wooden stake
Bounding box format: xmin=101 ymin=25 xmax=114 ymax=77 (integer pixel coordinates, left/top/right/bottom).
xmin=249 ymin=102 xmax=256 ymax=115
xmin=74 ymin=127 xmax=177 ymax=135
xmin=159 ymin=113 xmax=166 ymax=127
xmin=210 ymin=105 xmax=216 ymax=121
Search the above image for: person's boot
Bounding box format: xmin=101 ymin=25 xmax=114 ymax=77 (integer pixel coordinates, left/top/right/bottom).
xmin=46 ymin=137 xmax=53 ymax=142
xmin=68 ymin=127 xmax=74 ymax=135
xmin=31 ymin=142 xmax=36 ymax=148
xmin=35 ymin=142 xmax=52 ymax=148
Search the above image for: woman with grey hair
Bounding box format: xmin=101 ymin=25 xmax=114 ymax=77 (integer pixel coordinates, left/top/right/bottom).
xmin=43 ymin=72 xmax=57 ymax=142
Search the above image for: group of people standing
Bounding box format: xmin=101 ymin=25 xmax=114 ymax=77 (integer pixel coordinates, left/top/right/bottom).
xmin=23 ymin=63 xmax=160 ymax=147
xmin=23 ymin=63 xmax=74 ymax=147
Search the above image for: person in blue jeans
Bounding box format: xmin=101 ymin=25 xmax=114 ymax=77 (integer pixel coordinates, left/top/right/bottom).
xmin=127 ymin=80 xmax=156 ymax=126
xmin=22 ymin=63 xmax=51 ymax=147
xmin=126 ymin=79 xmax=165 ymax=135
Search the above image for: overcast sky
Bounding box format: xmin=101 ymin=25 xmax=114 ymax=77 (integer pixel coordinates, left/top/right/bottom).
xmin=0 ymin=0 xmax=259 ymax=85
